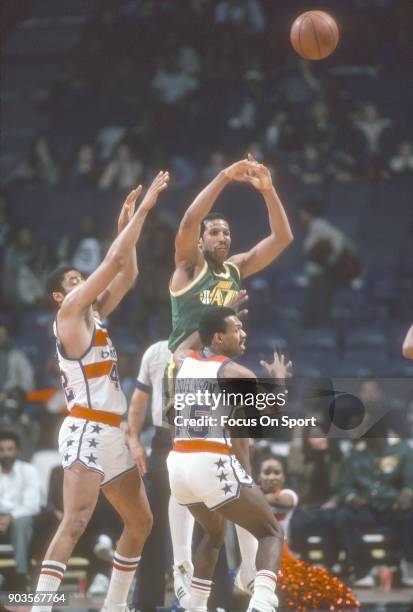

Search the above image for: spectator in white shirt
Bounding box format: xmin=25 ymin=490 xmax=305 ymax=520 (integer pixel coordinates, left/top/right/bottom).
xmin=0 ymin=325 xmax=35 ymax=392
xmin=0 ymin=431 xmax=41 ymax=587
xmin=300 ymin=199 xmax=360 ymax=326
xmin=390 ymin=140 xmax=413 ymax=175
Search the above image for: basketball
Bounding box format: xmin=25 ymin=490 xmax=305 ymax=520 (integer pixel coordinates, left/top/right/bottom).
xmin=290 ymin=11 xmax=339 ymax=60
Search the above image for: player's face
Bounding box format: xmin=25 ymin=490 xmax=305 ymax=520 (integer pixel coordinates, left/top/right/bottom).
xmin=218 ymin=315 xmax=246 ymax=357
xmin=200 ymin=220 xmax=231 ymax=263
xmin=61 ymin=270 xmax=85 ymax=294
xmin=0 ymin=440 xmax=17 ymax=470
xmin=259 ymin=458 xmax=285 ymax=493
xmin=52 ymin=269 xmax=85 ymax=306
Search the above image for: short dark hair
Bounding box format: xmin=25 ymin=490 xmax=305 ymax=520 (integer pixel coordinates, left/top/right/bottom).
xmin=200 ymin=212 xmax=229 ymax=237
xmin=199 ymin=307 xmax=236 ymax=346
xmin=46 ymin=263 xmax=78 ymax=301
xmin=0 ymin=431 xmax=20 ymax=447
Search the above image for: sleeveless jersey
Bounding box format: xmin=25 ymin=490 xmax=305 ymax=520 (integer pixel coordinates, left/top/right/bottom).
xmin=174 ymin=350 xmax=235 ymax=445
xmin=169 ymin=260 xmax=241 ymax=351
xmin=53 ymin=316 xmax=127 ymax=416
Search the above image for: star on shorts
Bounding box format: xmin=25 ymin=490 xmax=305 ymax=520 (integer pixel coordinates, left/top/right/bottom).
xmin=214 ymin=458 xmax=227 ymax=470
xmin=90 ymin=424 xmax=103 ymax=434
xmin=88 ymin=438 xmax=98 ymax=448
xmin=64 ymin=453 xmax=70 ymax=462
xmin=69 ymin=424 xmax=79 ymax=433
xmin=222 ymin=484 xmax=233 ymax=495
xmin=85 ymin=454 xmax=97 ymax=464
xmin=218 ymin=472 xmax=228 ymax=482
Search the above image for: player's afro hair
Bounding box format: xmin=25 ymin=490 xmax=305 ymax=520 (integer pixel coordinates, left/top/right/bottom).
xmin=199 ymin=307 xmax=236 ymax=346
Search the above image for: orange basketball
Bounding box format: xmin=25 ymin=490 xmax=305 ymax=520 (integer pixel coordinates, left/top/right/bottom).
xmin=290 ymin=11 xmax=339 ymax=60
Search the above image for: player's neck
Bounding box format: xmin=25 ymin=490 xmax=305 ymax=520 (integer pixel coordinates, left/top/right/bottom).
xmin=203 ymin=346 xmax=225 ymax=358
xmin=205 ymin=254 xmax=226 ymax=274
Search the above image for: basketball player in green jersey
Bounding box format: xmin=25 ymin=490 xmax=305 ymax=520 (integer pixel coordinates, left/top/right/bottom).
xmin=169 ymin=155 xmax=293 ymax=353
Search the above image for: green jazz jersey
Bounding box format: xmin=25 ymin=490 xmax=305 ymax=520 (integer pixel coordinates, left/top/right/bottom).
xmin=168 ymin=260 xmax=241 ymax=351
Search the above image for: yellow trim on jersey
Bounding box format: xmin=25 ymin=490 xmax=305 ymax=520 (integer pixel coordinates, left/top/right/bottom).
xmin=169 ymin=261 xmax=209 ymax=297
xmin=225 ymin=260 xmax=241 ymax=281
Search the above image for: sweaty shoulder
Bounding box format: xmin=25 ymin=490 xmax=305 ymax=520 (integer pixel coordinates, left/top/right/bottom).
xmin=219 ymin=361 xmax=256 ymax=379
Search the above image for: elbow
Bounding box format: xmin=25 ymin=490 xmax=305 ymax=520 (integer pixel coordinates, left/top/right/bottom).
xmin=284 ymin=229 xmax=294 ymax=246
xmin=402 ymin=344 xmax=413 ymax=360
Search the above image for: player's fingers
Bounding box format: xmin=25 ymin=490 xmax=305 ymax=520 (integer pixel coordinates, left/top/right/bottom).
xmin=260 ymin=360 xmax=269 ymax=369
xmin=238 ymin=308 xmax=248 ymax=319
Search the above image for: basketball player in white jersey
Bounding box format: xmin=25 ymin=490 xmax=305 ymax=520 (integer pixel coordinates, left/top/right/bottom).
xmin=32 ymin=171 xmax=169 ymax=612
xmin=167 ymin=307 xmax=292 ymax=612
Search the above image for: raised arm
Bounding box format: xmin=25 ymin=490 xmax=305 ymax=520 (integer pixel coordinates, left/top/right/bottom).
xmin=174 ymin=159 xmax=254 ymax=268
xmin=229 ymin=160 xmax=293 ymax=279
xmin=61 ymin=171 xmax=169 ymax=317
xmin=402 ymin=324 xmax=413 ymax=359
xmin=95 ymin=186 xmax=141 ymax=319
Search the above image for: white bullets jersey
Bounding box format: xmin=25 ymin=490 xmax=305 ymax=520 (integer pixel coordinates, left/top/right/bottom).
xmin=53 ymin=316 xmax=127 ymax=416
xmin=175 ymin=350 xmax=233 ymax=445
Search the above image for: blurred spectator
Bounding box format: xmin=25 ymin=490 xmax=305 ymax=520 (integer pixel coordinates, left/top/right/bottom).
xmin=0 ymin=325 xmax=35 ymax=392
xmin=327 ymin=143 xmax=358 ymax=182
xmin=69 ymin=143 xmax=100 ymax=187
xmin=58 ymin=215 xmax=102 ymax=276
xmin=152 ymin=57 xmax=198 ymax=105
xmin=0 ymin=193 xmax=11 ymax=252
xmin=352 ymin=103 xmax=392 ymax=157
xmin=0 ymin=387 xmax=40 ymax=460
xmin=264 ymin=111 xmax=295 ymax=154
xmin=169 ymin=155 xmax=196 ymax=189
xmin=202 ymin=151 xmax=227 ymax=182
xmin=288 ymin=430 xmax=342 ymax=567
xmin=389 ymin=140 xmax=413 ymax=175
xmin=0 ymin=431 xmax=41 ymax=590
xmin=300 ymin=199 xmax=360 ymax=327
xmin=3 ymin=226 xmax=51 ymax=306
xmin=215 ymin=0 xmax=265 ymax=34
xmin=336 ymin=428 xmax=413 ymax=586
xmin=98 ymin=141 xmax=143 ymax=190
xmin=12 ymin=133 xmax=60 ymax=186
xmin=288 ymin=144 xmax=325 ymax=184
xmin=305 ymin=101 xmax=337 ymax=154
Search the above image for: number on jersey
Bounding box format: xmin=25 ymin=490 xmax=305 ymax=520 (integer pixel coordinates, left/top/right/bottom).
xmin=109 ymin=363 xmax=120 ymax=389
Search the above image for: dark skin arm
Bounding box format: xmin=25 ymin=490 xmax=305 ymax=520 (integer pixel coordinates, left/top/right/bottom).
xmin=402 ymin=324 xmax=413 ymax=359
xmin=229 ymin=157 xmax=293 ymax=279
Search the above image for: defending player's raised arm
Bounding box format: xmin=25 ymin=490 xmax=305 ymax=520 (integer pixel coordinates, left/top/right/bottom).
xmin=61 ymin=172 xmax=169 ymax=316
xmin=229 ymin=159 xmax=293 ymax=279
xmin=402 ymin=324 xmax=413 ymax=359
xmin=174 ymin=159 xmax=253 ymax=268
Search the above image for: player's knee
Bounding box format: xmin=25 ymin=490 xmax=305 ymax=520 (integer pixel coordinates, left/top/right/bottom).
xmin=125 ymin=508 xmax=153 ymax=541
xmin=63 ymin=511 xmax=92 ymax=541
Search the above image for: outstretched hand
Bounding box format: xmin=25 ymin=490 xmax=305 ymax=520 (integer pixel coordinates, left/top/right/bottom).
xmin=227 ymin=289 xmax=249 ymax=319
xmin=118 ymin=185 xmax=142 ymax=233
xmin=244 ymin=153 xmax=273 ymax=192
xmin=140 ymin=170 xmax=170 ymax=212
xmin=222 ymin=158 xmax=253 ymax=182
xmin=260 ymin=352 xmax=292 ymax=379
xmin=222 ymin=155 xmax=273 ymax=192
